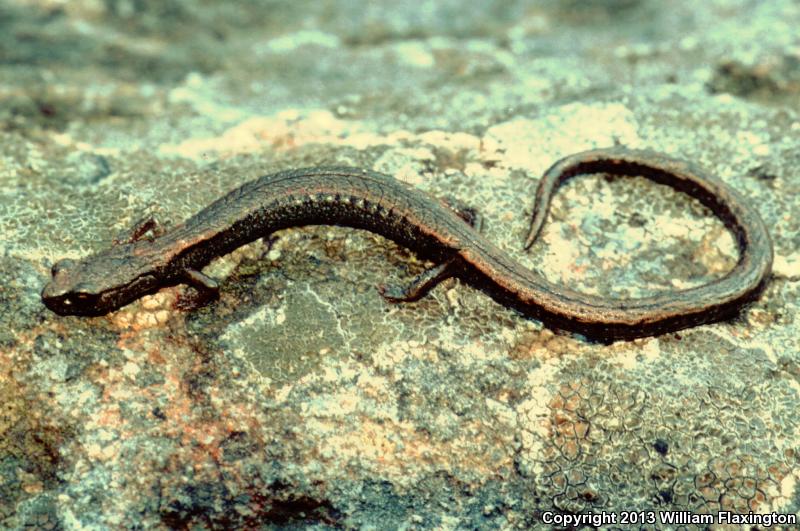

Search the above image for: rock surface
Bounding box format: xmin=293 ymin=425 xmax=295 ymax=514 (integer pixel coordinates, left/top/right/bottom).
xmin=1 ymin=0 xmax=799 ymax=528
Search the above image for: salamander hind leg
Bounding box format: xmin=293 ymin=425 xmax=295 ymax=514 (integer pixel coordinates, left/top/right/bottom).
xmin=378 ymin=258 xmax=461 ymax=302
xmin=378 ymin=197 xmax=483 ymax=302
xmin=378 ymin=196 xmax=478 ymax=303
xmin=441 ymin=195 xmax=483 ymax=232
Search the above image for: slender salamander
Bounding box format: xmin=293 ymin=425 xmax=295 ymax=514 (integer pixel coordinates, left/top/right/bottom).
xmin=41 ymin=147 xmax=773 ymax=341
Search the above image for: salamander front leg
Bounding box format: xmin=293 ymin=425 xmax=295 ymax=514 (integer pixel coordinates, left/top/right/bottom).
xmin=176 ymin=268 xmax=220 ymax=310
xmin=115 ymin=214 xmax=168 ymax=244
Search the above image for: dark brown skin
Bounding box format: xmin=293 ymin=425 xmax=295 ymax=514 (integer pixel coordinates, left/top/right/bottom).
xmin=41 ymin=148 xmax=773 ymax=341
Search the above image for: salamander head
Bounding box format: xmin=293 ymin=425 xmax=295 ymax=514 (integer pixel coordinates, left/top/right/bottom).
xmin=42 ymin=244 xmax=163 ymax=316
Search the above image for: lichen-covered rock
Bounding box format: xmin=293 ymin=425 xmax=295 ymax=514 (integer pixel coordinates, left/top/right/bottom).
xmin=1 ymin=0 xmax=799 ymax=528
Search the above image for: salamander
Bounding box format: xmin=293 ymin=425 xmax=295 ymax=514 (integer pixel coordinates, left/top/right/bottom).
xmin=41 ymin=148 xmax=773 ymax=341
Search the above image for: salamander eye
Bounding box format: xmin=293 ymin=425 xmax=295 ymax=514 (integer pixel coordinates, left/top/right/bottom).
xmin=51 ymin=258 xmax=76 ymax=276
xmin=73 ymin=283 xmax=93 ymax=296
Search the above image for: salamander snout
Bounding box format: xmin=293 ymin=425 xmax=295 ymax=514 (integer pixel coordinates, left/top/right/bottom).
xmin=42 ymin=258 xmax=103 ymax=316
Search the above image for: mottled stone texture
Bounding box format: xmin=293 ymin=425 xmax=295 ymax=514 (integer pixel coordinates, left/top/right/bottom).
xmin=1 ymin=0 xmax=799 ymax=529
